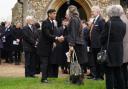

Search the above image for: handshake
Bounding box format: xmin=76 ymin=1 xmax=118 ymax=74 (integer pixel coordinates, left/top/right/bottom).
xmin=55 ymin=35 xmax=64 ymax=43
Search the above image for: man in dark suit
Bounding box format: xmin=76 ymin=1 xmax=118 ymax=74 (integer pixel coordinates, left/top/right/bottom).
xmin=22 ymin=16 xmax=38 ymax=77
xmin=37 ymin=9 xmax=64 ymax=83
xmin=90 ymin=6 xmax=105 ymax=80
xmin=4 ymin=21 xmax=14 ymax=63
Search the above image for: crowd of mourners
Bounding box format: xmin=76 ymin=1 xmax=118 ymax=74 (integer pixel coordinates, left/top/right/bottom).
xmin=0 ymin=4 xmax=128 ymax=89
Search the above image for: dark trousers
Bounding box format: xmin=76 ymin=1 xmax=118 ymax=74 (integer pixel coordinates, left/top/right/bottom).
xmin=48 ymin=64 xmax=59 ymax=78
xmin=40 ymin=56 xmax=49 ymax=80
xmin=61 ymin=62 xmax=70 ymax=73
xmin=14 ymin=49 xmax=21 ymax=64
xmin=35 ymin=54 xmax=40 ymax=74
xmin=122 ymin=63 xmax=128 ymax=88
xmin=90 ymin=48 xmax=104 ymax=78
xmin=4 ymin=48 xmax=13 ymax=63
xmin=24 ymin=51 xmax=36 ymax=77
xmin=105 ymin=66 xmax=125 ymax=89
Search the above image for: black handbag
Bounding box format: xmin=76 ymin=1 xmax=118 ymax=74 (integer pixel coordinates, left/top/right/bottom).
xmin=97 ymin=21 xmax=111 ymax=63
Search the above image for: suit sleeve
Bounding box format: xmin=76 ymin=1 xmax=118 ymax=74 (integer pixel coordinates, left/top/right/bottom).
xmin=95 ymin=18 xmax=105 ymax=32
xmin=100 ymin=22 xmax=109 ymax=45
xmin=42 ymin=21 xmax=56 ymax=42
xmin=99 ymin=19 xmax=105 ymax=31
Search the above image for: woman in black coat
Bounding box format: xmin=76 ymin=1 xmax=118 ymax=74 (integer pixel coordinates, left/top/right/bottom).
xmin=12 ymin=23 xmax=23 ymax=65
xmin=101 ymin=5 xmax=126 ymax=89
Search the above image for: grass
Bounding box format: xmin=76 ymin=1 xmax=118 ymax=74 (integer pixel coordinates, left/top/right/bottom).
xmin=0 ymin=77 xmax=105 ymax=89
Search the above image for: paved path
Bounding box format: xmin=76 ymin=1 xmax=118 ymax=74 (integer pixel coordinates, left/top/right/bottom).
xmin=0 ymin=63 xmax=68 ymax=77
xmin=0 ymin=63 xmax=24 ymax=77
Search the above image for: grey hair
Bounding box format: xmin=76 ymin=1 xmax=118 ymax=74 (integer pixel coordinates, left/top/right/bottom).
xmin=116 ymin=5 xmax=124 ymax=15
xmin=106 ymin=5 xmax=123 ymax=17
xmin=25 ymin=16 xmax=33 ymax=21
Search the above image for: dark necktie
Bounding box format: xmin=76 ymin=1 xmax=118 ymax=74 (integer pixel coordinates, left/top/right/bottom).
xmin=51 ymin=21 xmax=54 ymax=30
xmin=30 ymin=25 xmax=34 ymax=33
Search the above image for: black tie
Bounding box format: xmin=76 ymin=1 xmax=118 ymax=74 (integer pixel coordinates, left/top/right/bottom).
xmin=51 ymin=21 xmax=54 ymax=30
xmin=30 ymin=25 xmax=34 ymax=33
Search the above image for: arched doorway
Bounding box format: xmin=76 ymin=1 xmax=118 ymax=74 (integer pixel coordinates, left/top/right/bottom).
xmin=44 ymin=0 xmax=92 ymax=21
xmin=56 ymin=1 xmax=87 ymax=26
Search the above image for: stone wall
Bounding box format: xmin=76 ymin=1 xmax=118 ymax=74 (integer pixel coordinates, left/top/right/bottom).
xmin=12 ymin=0 xmax=122 ymax=25
xmin=12 ymin=3 xmax=23 ymax=25
xmin=24 ymin=0 xmax=51 ymax=22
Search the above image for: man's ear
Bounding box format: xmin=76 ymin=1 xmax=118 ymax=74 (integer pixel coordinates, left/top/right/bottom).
xmin=48 ymin=13 xmax=51 ymax=17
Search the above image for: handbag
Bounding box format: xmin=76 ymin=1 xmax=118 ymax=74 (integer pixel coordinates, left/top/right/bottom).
xmin=69 ymin=50 xmax=84 ymax=84
xmin=70 ymin=50 xmax=82 ymax=76
xmin=97 ymin=21 xmax=111 ymax=63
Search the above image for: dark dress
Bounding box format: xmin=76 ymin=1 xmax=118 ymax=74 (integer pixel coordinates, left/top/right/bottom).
xmin=48 ymin=26 xmax=69 ymax=77
xmin=82 ymin=27 xmax=90 ymax=70
xmin=50 ymin=26 xmax=69 ymax=65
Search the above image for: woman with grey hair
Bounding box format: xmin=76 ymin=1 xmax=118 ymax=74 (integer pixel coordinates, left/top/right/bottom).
xmin=101 ymin=5 xmax=126 ymax=89
xmin=119 ymin=5 xmax=128 ymax=88
xmin=66 ymin=5 xmax=88 ymax=85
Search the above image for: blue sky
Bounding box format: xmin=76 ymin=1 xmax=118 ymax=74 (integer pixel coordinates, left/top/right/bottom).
xmin=0 ymin=0 xmax=17 ymax=22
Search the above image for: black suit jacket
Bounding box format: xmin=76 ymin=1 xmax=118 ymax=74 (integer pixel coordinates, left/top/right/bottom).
xmin=37 ymin=19 xmax=56 ymax=56
xmin=4 ymin=26 xmax=14 ymax=50
xmin=91 ymin=16 xmax=105 ymax=48
xmin=22 ymin=25 xmax=38 ymax=52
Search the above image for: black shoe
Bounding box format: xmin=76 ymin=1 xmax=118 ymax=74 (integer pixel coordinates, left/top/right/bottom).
xmin=41 ymin=79 xmax=48 ymax=83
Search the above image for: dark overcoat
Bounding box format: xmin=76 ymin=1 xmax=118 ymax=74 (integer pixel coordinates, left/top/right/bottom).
xmin=101 ymin=17 xmax=126 ymax=67
xmin=37 ymin=19 xmax=56 ymax=57
xmin=22 ymin=25 xmax=38 ymax=52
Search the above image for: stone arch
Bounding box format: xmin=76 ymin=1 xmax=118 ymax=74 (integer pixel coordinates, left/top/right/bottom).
xmin=44 ymin=0 xmax=93 ymax=19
